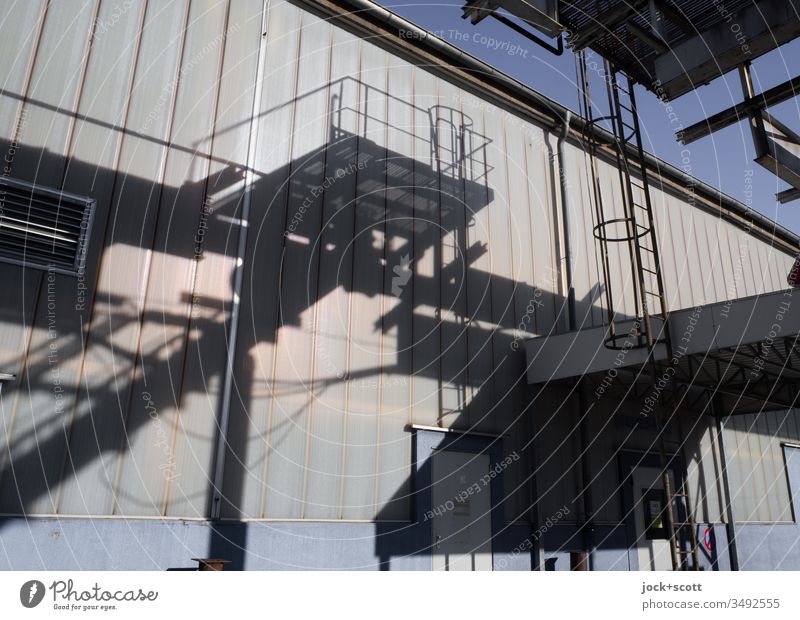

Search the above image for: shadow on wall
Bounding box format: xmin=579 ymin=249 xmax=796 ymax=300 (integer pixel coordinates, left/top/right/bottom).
xmin=0 ymin=75 xmax=633 ymax=569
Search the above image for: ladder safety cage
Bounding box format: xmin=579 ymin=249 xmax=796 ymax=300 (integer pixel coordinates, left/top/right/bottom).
xmin=576 ymin=51 xmax=699 ymax=570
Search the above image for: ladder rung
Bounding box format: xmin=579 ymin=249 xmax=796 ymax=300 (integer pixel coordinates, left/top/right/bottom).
xmin=641 ymin=267 xmax=659 ymax=275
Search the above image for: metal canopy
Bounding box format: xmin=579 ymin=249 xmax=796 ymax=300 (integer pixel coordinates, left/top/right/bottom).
xmin=463 ymin=0 xmax=800 ymax=100
xmin=526 ymin=290 xmax=800 ymax=416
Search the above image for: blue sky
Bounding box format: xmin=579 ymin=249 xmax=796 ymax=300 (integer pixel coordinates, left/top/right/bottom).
xmin=376 ymin=1 xmax=800 ymax=236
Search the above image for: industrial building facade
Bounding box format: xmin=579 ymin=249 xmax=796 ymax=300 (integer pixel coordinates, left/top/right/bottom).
xmin=0 ymin=0 xmax=798 ymax=570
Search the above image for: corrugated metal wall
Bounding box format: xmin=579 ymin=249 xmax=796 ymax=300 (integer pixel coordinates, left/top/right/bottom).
xmin=722 ymin=410 xmax=800 ymax=523
xmin=0 ymin=0 xmax=795 ymax=522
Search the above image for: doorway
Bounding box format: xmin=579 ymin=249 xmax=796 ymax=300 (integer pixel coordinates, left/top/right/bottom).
xmin=431 ymin=450 xmax=493 ymax=571
xmin=632 ymin=466 xmax=676 ymax=571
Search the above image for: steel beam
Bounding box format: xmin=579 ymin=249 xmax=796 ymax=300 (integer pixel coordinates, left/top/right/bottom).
xmin=679 ymin=75 xmax=800 ymax=144
xmin=653 ymin=0 xmax=800 ymax=100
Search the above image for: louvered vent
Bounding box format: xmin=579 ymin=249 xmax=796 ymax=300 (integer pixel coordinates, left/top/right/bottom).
xmin=0 ymin=176 xmax=94 ymax=275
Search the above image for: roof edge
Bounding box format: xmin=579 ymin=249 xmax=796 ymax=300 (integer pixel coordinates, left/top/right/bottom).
xmin=291 ymin=0 xmax=800 ymax=254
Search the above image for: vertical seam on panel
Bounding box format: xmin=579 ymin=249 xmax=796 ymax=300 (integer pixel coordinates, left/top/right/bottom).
xmin=480 ymin=107 xmax=495 ymax=433
xmin=43 ymin=0 xmax=102 ymax=514
xmin=212 ymin=0 xmax=273 ymax=519
xmin=260 ymin=7 xmax=303 ymax=520
xmin=434 ymin=78 xmax=443 ymax=428
xmin=54 ymin=0 xmax=149 ymax=515
xmin=59 ymin=0 xmax=103 ymax=189
xmin=520 ymin=125 xmax=537 ymax=335
xmin=501 ymin=119 xmax=519 ymax=389
xmin=0 ymin=0 xmax=52 ymax=494
xmin=457 ymin=93 xmax=473 ymax=423
xmin=405 ymin=66 xmax=415 ymax=516
xmin=5 ymin=0 xmax=50 ymax=173
xmin=407 ymin=65 xmax=418 ymax=424
xmin=299 ymin=22 xmax=334 ymax=520
xmin=407 ymin=67 xmax=416 ymax=429
xmin=163 ymin=0 xmax=234 ymax=517
xmin=107 ymin=0 xmax=193 ymax=516
xmin=372 ymin=55 xmax=390 ymax=518
xmin=337 ymin=38 xmax=363 ymax=521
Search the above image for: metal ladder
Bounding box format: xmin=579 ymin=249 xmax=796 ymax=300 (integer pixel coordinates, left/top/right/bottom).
xmin=576 ymin=52 xmax=699 ymax=570
xmin=577 ymin=53 xmax=669 ymax=350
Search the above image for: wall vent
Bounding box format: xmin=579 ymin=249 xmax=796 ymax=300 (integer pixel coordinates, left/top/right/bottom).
xmin=0 ymin=176 xmax=94 ymax=276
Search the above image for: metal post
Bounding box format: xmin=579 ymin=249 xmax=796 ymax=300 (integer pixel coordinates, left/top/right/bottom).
xmin=210 ymin=0 xmax=272 ymax=520
xmin=713 ymin=399 xmax=740 ymax=571
xmin=556 ymin=110 xmax=594 ymax=569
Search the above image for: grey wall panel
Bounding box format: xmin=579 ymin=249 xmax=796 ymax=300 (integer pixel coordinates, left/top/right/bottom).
xmin=9 ymin=0 xmax=98 ymax=185
xmin=0 ymin=0 xmax=47 ymax=140
xmin=167 ymin=0 xmax=263 ymax=517
xmin=58 ymin=0 xmax=193 ymax=516
xmin=408 ymin=66 xmax=440 ymax=430
xmin=374 ymin=56 xmax=415 ymax=520
xmin=301 ymin=28 xmax=361 ymax=521
xmin=682 ymin=415 xmax=725 ymax=523
xmin=0 ymin=0 xmax=797 ymax=524
xmin=264 ymin=8 xmax=332 ymax=519
xmin=0 ymin=0 xmax=100 ymax=516
xmin=458 ymin=93 xmax=495 ymax=433
xmin=534 ymin=386 xmax=579 ymax=522
xmin=525 ymin=129 xmax=560 ymax=335
xmin=340 ymin=38 xmax=388 ymax=521
xmin=437 ymin=82 xmax=469 ymax=430
xmin=114 ymin=0 xmax=231 ymax=518
xmin=722 ymin=410 xmax=800 ymax=523
xmin=220 ymin=0 xmax=301 ymax=520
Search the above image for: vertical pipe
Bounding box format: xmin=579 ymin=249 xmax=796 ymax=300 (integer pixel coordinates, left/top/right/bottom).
xmin=556 ymin=111 xmax=576 ymax=331
xmin=556 ymin=111 xmax=594 ymax=569
xmin=714 ymin=399 xmax=740 ymax=571
xmin=210 ymin=0 xmax=272 ymax=520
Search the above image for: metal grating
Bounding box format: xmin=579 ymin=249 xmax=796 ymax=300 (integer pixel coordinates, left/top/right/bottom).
xmin=464 ymin=0 xmax=783 ymax=93
xmin=0 ymin=176 xmax=94 ymax=275
xmin=559 ymin=0 xmax=757 ymax=85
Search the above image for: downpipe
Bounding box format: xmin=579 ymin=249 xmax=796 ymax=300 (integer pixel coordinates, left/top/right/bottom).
xmin=209 ymin=0 xmax=272 ymax=520
xmin=556 ymin=110 xmax=595 ymax=570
